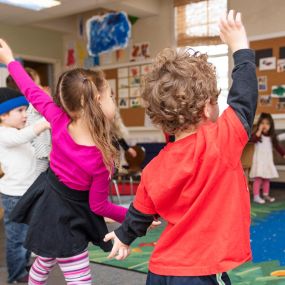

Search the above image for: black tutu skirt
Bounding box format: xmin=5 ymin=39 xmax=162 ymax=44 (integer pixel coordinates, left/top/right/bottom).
xmin=10 ymin=168 xmax=112 ymax=258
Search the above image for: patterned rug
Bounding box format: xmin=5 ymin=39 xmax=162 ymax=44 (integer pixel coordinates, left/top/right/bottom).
xmin=89 ymin=201 xmax=285 ymax=284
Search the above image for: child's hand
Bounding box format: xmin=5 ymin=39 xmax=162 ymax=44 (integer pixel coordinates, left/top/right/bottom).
xmin=128 ymin=147 xmax=137 ymax=158
xmin=148 ymin=220 xmax=161 ymax=231
xmin=0 ymin=39 xmax=15 ymax=65
xmin=104 ymin=231 xmax=131 ymax=260
xmin=219 ymin=10 xmax=248 ymax=53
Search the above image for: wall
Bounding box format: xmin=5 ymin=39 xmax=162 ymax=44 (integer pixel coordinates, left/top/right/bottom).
xmin=229 ymin=0 xmax=285 ymax=38
xmin=0 ymin=23 xmax=63 ymax=61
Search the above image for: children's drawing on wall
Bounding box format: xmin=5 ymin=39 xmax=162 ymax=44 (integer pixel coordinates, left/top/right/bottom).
xmin=118 ymin=67 xmax=128 ymax=78
xmin=259 ymin=95 xmax=271 ymax=106
xmin=129 ymin=76 xmax=140 ymax=87
xmin=86 ymin=12 xmax=131 ymax=57
xmin=129 ymin=66 xmax=140 ymax=77
xmin=271 ymin=85 xmax=285 ymax=98
xmin=259 ymin=57 xmax=276 ymax=71
xmin=118 ymin=78 xmax=129 ymax=89
xmin=118 ymin=88 xmax=129 ymax=98
xmin=141 ymin=64 xmax=152 ymax=75
xmin=131 ymin=42 xmax=150 ymax=61
xmin=76 ymin=41 xmax=87 ymax=67
xmin=130 ymin=97 xmax=141 ymax=108
xmin=119 ymin=97 xmax=129 ymax=109
xmin=65 ymin=42 xmax=76 ymax=67
xmin=277 ymin=59 xmax=285 ymax=72
xmin=258 ymin=76 xmax=267 ymax=91
xmin=130 ymin=87 xmax=140 ymax=98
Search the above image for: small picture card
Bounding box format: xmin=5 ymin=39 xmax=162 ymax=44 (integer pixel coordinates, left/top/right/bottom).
xmin=129 ymin=76 xmax=140 ymax=87
xmin=258 ymin=76 xmax=267 ymax=91
xmin=130 ymin=97 xmax=141 ymax=108
xmin=277 ymin=59 xmax=285 ymax=72
xmin=259 ymin=57 xmax=276 ymax=71
xmin=271 ymin=85 xmax=285 ymax=98
xmin=141 ymin=64 xmax=152 ymax=75
xmin=118 ymin=97 xmax=129 ymax=109
xmin=259 ymin=95 xmax=271 ymax=106
xmin=118 ymin=88 xmax=129 ymax=98
xmin=129 ymin=66 xmax=140 ymax=77
xmin=118 ymin=67 xmax=128 ymax=78
xmin=130 ymin=87 xmax=140 ymax=98
xmin=276 ymin=101 xmax=285 ymax=110
xmin=118 ymin=78 xmax=129 ymax=89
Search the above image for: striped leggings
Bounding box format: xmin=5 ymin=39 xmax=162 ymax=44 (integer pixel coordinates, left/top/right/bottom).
xmin=28 ymin=250 xmax=92 ymax=285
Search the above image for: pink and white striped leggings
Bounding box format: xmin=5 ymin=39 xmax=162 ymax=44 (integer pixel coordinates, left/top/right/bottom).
xmin=28 ymin=250 xmax=92 ymax=285
xmin=253 ymin=177 xmax=270 ymax=197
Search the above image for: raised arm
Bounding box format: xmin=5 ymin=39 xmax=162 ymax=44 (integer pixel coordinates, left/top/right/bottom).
xmin=219 ymin=11 xmax=258 ymax=137
xmin=0 ymin=39 xmax=63 ymax=123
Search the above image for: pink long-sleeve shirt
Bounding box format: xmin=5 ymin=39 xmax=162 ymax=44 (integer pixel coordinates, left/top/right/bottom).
xmin=8 ymin=61 xmax=127 ymax=223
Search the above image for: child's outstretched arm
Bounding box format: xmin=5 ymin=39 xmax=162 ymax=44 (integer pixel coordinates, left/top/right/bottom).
xmin=0 ymin=119 xmax=50 ymax=147
xmin=219 ymin=11 xmax=258 ymax=136
xmin=0 ymin=39 xmax=63 ymax=124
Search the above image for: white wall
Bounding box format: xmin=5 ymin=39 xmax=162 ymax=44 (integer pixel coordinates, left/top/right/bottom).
xmin=229 ymin=0 xmax=285 ymax=38
xmin=0 ymin=23 xmax=63 ymax=61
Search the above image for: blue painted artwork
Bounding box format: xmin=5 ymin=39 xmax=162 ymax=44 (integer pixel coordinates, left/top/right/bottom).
xmin=86 ymin=11 xmax=131 ymax=56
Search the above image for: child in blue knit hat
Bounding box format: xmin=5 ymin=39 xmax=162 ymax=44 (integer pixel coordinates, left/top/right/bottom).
xmin=0 ymin=87 xmax=49 ymax=283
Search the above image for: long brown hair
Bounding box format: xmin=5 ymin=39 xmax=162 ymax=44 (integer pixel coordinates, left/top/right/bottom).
xmin=53 ymin=68 xmax=117 ymax=173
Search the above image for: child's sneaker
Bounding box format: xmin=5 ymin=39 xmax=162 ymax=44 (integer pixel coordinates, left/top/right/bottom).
xmin=263 ymin=195 xmax=275 ymax=202
xmin=253 ymin=196 xmax=265 ymax=204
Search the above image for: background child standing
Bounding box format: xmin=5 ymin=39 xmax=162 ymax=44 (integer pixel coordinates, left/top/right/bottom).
xmin=250 ymin=112 xmax=285 ymax=204
xmin=105 ymin=10 xmax=258 ymax=285
xmin=0 ymin=88 xmax=49 ymax=283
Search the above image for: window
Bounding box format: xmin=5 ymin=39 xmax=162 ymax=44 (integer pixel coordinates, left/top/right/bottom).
xmin=174 ymin=0 xmax=227 ymax=46
xmin=175 ymin=0 xmax=229 ymax=113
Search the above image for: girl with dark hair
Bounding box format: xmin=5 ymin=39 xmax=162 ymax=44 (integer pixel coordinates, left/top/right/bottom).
xmin=250 ymin=112 xmax=285 ymax=204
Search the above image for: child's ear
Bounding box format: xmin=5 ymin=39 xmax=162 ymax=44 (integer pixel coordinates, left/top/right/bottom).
xmin=203 ymin=101 xmax=210 ymax=119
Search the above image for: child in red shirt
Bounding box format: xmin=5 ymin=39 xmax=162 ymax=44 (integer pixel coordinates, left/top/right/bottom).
xmin=104 ymin=10 xmax=257 ymax=285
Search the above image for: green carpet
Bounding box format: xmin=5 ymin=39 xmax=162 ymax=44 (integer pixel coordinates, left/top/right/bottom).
xmin=89 ymin=201 xmax=285 ymax=284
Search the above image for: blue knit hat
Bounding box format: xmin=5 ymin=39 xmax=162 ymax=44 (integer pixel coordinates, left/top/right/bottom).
xmin=0 ymin=88 xmax=29 ymax=115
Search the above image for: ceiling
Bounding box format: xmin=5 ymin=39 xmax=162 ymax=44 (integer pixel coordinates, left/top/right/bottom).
xmin=0 ymin=0 xmax=161 ymax=31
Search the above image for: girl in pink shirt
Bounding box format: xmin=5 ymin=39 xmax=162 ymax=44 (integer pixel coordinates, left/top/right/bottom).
xmin=0 ymin=39 xmax=127 ymax=285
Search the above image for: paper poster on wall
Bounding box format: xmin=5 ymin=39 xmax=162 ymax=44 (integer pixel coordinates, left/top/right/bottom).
xmin=130 ymin=42 xmax=150 ymax=61
xmin=130 ymin=87 xmax=140 ymax=97
xmin=118 ymin=88 xmax=129 ymax=98
xmin=258 ymin=76 xmax=267 ymax=91
xmin=129 ymin=76 xmax=140 ymax=87
xmin=86 ymin=12 xmax=131 ymax=56
xmin=119 ymin=97 xmax=129 ymax=109
xmin=129 ymin=66 xmax=140 ymax=77
xmin=259 ymin=95 xmax=271 ymax=106
xmin=118 ymin=78 xmax=129 ymax=89
xmin=118 ymin=67 xmax=128 ymax=78
xmin=259 ymin=57 xmax=276 ymax=71
xmin=141 ymin=64 xmax=152 ymax=75
xmin=130 ymin=97 xmax=141 ymax=107
xmin=271 ymin=85 xmax=285 ymax=98
xmin=277 ymin=59 xmax=285 ymax=72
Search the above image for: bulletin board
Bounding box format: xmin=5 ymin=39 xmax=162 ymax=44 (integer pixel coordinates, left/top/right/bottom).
xmin=102 ymin=63 xmax=152 ymax=127
xmin=250 ymin=36 xmax=285 ymax=114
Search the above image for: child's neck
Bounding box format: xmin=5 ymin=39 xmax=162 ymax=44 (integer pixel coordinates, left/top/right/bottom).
xmin=175 ymin=126 xmax=197 ymax=141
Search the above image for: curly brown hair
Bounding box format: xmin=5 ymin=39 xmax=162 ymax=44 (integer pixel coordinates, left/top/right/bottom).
xmin=141 ymin=48 xmax=220 ymax=134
